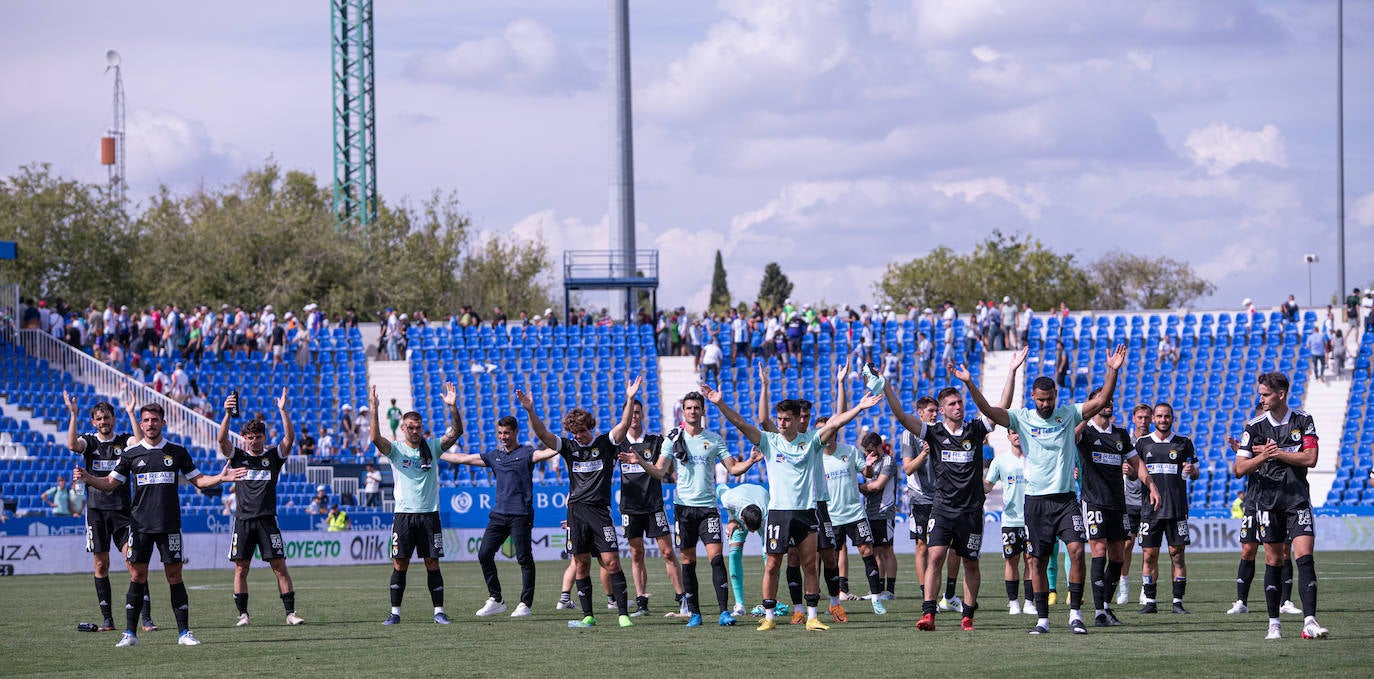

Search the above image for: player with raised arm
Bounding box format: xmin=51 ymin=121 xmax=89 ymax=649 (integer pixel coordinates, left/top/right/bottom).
xmin=369 ymin=383 xmax=464 ymax=626
xmin=1234 ymin=372 xmax=1328 ymax=640
xmin=959 ymin=344 xmax=1139 ymax=635
xmin=75 ymin=403 xmax=246 ymax=647
xmin=609 ymin=398 xmax=685 ymax=619
xmin=900 ymin=396 xmax=939 ymax=602
xmin=817 ymin=416 xmax=884 ymax=615
xmin=620 ymin=390 xmax=761 ymax=627
xmin=701 ymin=381 xmax=882 ymax=632
xmin=64 ymin=389 xmax=157 ymax=633
xmin=1135 ymin=402 xmax=1198 ymax=615
xmin=444 ymin=413 xmax=561 ymax=618
xmin=218 ymin=389 xmax=304 ymax=627
xmin=521 ymin=376 xmax=640 ymax=629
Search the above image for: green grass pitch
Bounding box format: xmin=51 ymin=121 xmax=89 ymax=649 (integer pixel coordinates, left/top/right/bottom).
xmin=2 ymin=551 xmax=1372 ymax=677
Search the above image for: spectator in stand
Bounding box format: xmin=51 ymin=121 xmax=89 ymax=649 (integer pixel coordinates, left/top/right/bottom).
xmin=269 ymin=313 xmax=288 ymax=367
xmin=940 ymin=317 xmax=955 ymax=363
xmin=150 ymin=363 xmax=169 ymax=395
xmin=701 ymin=339 xmax=723 ymax=382
xmin=307 ymin=487 xmax=329 ymax=515
xmin=362 ymin=463 xmax=382 ymax=507
xmin=1055 ymin=339 xmax=1071 ymax=388
xmin=384 ymin=308 xmax=400 ymax=361
xmin=492 ymin=306 xmax=508 ymax=327
xmin=917 ymin=331 xmax=933 ymax=382
xmin=1331 ymin=330 xmax=1348 ymax=380
xmin=786 ymin=312 xmax=806 ymax=363
xmin=687 ymin=318 xmax=703 ymax=371
xmin=42 ymin=476 xmax=83 ymax=516
xmin=1305 ymin=325 xmax=1328 ymax=383
xmin=222 ymin=485 xmax=236 ymax=516
xmin=356 ymin=405 xmax=373 ymax=454
xmin=731 ymin=310 xmax=749 ymax=360
xmin=338 ymin=404 xmax=358 ymax=453
xmin=299 ymin=429 xmax=317 ymax=459
xmin=1281 ymin=294 xmax=1300 ymax=323
xmin=1158 ymin=334 xmax=1179 ymax=368
xmin=169 ymin=362 xmax=190 ymax=403
xmin=768 ymin=329 xmax=790 ymax=371
xmin=1018 ymin=303 xmax=1033 ymax=348
xmin=316 ymin=426 xmax=335 ymax=462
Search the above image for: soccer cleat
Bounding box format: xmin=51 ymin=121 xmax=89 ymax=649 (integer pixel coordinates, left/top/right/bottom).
xmin=841 ymin=591 xmax=863 ymax=602
xmin=749 ymin=605 xmax=766 ymax=617
xmin=383 ymin=613 xmax=401 ymax=626
xmin=1095 ymin=613 xmax=1111 ymax=628
xmin=789 ymin=610 xmax=806 ymax=625
xmin=828 ymin=604 xmax=848 ymax=622
xmin=607 ymin=599 xmax=619 ymax=610
xmin=99 ymin=619 xmax=116 ymax=632
xmin=1029 ymin=624 xmax=1050 ymax=635
xmin=1138 ymin=589 xmax=1148 ymax=606
xmin=718 ymin=611 xmax=737 ymax=627
xmin=286 ymin=612 xmax=305 ymax=625
xmin=961 ymin=616 xmax=975 ymax=631
xmin=679 ymin=599 xmax=691 ymax=616
xmin=1139 ymin=602 xmax=1158 ymax=614
xmin=1115 ymin=580 xmax=1129 ymax=605
xmin=567 ymin=616 xmax=597 ymax=629
xmin=433 ymin=612 xmax=451 ymax=625
xmin=141 ymin=618 xmax=159 ymax=632
xmin=236 ymin=613 xmax=251 ymax=627
xmin=686 ymin=613 xmax=703 ymax=628
xmin=775 ymin=603 xmax=790 ymax=616
xmin=475 ymin=598 xmax=508 ymax=617
xmin=510 ymin=603 xmax=532 ymax=618
xmin=1171 ymin=602 xmax=1190 ymax=615
xmin=1280 ymin=600 xmax=1302 ymax=615
xmin=1301 ymin=620 xmax=1329 ymax=639
xmin=1226 ymin=600 xmax=1249 ymax=615
xmin=937 ymin=596 xmax=963 ymax=612
xmin=1069 ymin=619 xmax=1088 ymax=635
xmin=756 ymin=618 xmax=777 ymax=632
xmin=177 ymin=630 xmax=201 ymax=646
xmin=629 ymin=606 xmax=648 ymax=618
xmin=555 ymin=599 xmax=576 ymax=611
xmin=1047 ymin=592 xmax=1058 ymax=606
xmin=1266 ymin=621 xmax=1283 ymax=640
xmin=805 ymin=617 xmax=830 ymax=632
xmin=1104 ymin=609 xmax=1123 ymax=626
xmin=731 ymin=604 xmax=748 ymax=618
xmin=949 ymin=595 xmax=965 ymax=612
xmin=1008 ymin=600 xmax=1021 ymax=615
xmin=916 ymin=612 xmax=936 ymax=631
xmin=115 ymin=632 xmax=139 ymax=648
xmin=1023 ymin=599 xmax=1037 ymax=615
xmin=871 ymin=598 xmax=887 ymax=616
xmin=618 ymin=615 xmax=634 ymax=628
xmin=880 ymin=591 xmax=895 ymax=601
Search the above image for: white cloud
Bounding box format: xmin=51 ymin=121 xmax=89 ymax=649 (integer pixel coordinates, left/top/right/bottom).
xmin=405 ymin=19 xmax=595 ymax=94
xmin=1354 ymin=190 xmax=1374 ymax=228
xmin=970 ymin=45 xmax=1000 ymax=63
xmin=124 ymin=109 xmax=238 ymax=189
xmin=1184 ymin=123 xmax=1286 ymax=175
xmin=931 ymin=177 xmax=1048 ymax=220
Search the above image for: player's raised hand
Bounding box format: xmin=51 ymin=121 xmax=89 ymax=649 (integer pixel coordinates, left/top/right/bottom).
xmin=836 ymin=359 xmax=849 ymax=382
xmin=948 ymin=360 xmax=972 ymax=383
xmin=368 ymin=385 xmax=380 ymax=411
xmin=223 ymin=392 xmax=238 ymax=413
xmin=1009 ymin=346 xmax=1029 ymax=371
xmin=756 ymin=362 xmax=769 ymax=386
xmin=441 ymin=381 xmax=458 ymax=407
xmin=699 ymin=383 xmax=723 ymax=404
xmin=63 ymin=390 xmax=77 ymax=415
xmin=1106 ymin=344 xmax=1127 ymax=371
xmin=858 ymin=392 xmax=883 ymax=410
xmin=122 ymin=386 xmax=138 ymax=414
xmin=515 ymin=388 xmax=534 ymax=409
xmin=276 ymin=388 xmax=289 ymax=413
xmin=625 ymin=374 xmax=642 ymax=399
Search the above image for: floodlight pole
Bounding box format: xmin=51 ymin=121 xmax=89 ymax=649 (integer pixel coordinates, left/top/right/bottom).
xmin=1336 ymin=0 xmax=1347 ymax=316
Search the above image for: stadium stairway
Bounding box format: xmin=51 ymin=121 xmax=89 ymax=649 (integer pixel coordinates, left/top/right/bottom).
xmin=1304 ymin=375 xmax=1349 ymax=508
xmin=0 ymin=394 xmax=63 ymax=442
xmin=368 ymin=358 xmax=412 ymax=416
xmin=980 ymin=348 xmax=1021 ymax=460
xmin=658 ymin=356 xmax=699 ymax=428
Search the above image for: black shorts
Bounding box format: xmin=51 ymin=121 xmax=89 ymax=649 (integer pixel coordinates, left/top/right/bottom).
xmin=126 ymin=530 xmax=184 ymax=565
xmin=567 ymin=504 xmax=618 ymax=556
xmin=674 ymin=504 xmax=722 ymax=549
xmin=928 ymin=510 xmax=984 ymax=560
xmin=1025 ymin=493 xmax=1086 ymax=558
xmin=1125 ymin=506 xmax=1143 ymax=539
xmin=815 ymin=501 xmax=837 ymax=551
xmin=623 ymin=509 xmax=671 ymax=540
xmin=833 ymin=518 xmax=874 ymax=549
xmin=1083 ymin=503 xmax=1130 ymax=543
xmin=1139 ymin=517 xmax=1190 ymax=548
xmin=765 ymin=509 xmax=817 ymax=555
xmin=86 ymin=508 xmax=131 ymax=554
xmin=868 ymin=516 xmax=895 ymax=547
xmin=230 ymin=516 xmax=285 ymax=561
xmin=1001 ymin=526 xmax=1029 ymax=558
xmin=391 ymin=511 xmax=444 ymax=559
xmin=1258 ymin=505 xmax=1315 ymax=544
xmin=908 ymin=503 xmax=933 ymax=543
xmin=1239 ymin=508 xmax=1260 ymax=545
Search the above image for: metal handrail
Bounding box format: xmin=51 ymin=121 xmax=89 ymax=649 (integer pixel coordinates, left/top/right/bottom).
xmin=563 ymin=249 xmax=659 ymax=280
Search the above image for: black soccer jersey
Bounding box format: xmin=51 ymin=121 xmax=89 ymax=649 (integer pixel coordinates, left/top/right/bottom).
xmin=1237 ymin=410 xmax=1317 ymax=512
xmin=1077 ymin=423 xmax=1136 ymax=510
xmin=230 ymin=446 xmax=286 ymax=519
xmin=80 ymin=432 xmax=134 ymax=511
xmin=111 ymin=440 xmax=200 ymax=533
xmin=1136 ymin=433 xmax=1196 ymax=521
xmin=863 ymin=454 xmax=899 ymax=520
xmin=921 ymin=419 xmax=990 ymax=514
xmin=560 ymin=434 xmax=619 ymax=507
xmin=617 ymin=433 xmax=665 ymax=515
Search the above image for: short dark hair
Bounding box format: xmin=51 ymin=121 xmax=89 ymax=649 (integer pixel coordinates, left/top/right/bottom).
xmin=916 ymin=396 xmax=938 ymax=410
xmin=936 ymin=387 xmax=961 ymax=404
xmin=798 ymin=399 xmax=813 ymax=413
xmin=740 ymin=505 xmax=763 ymax=533
xmin=497 ymin=416 xmax=518 ymax=430
xmin=1088 ymin=386 xmax=1108 ymax=401
xmin=682 ymin=392 xmax=705 ymax=408
xmin=402 ymin=411 xmax=422 ymax=422
xmin=90 ymin=401 xmax=115 ymax=419
xmin=139 ymin=403 xmax=164 ymax=419
xmin=1031 ymin=376 xmax=1057 ymax=394
xmin=631 ymin=398 xmax=643 ymax=410
xmin=775 ymin=400 xmax=801 ymax=417
xmin=1257 ymin=372 xmax=1290 ymax=394
xmin=860 ymin=432 xmax=883 ymax=450
xmin=1153 ymin=401 xmax=1174 ymax=415
xmin=240 ymin=419 xmax=266 ymax=437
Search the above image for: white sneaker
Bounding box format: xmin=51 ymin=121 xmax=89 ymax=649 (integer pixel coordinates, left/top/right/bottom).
xmin=1226 ymin=600 xmax=1249 ymax=615
xmin=1115 ymin=579 xmax=1129 ymax=605
xmin=937 ymin=596 xmax=964 ymax=612
xmin=1280 ymin=600 xmax=1302 ymax=615
xmin=177 ymin=630 xmax=201 ymax=646
xmin=115 ymin=632 xmax=139 ymax=648
xmin=1138 ymin=589 xmax=1148 ymax=606
xmin=841 ymin=591 xmax=863 ymax=602
xmin=476 ymin=597 xmax=508 ymax=617
xmin=949 ymin=595 xmax=964 ymax=612
xmin=510 ymin=603 xmax=532 ymax=618
xmin=555 ymin=599 xmax=576 ymax=610
xmin=1022 ymin=599 xmax=1037 ymax=615
xmin=235 ymin=613 xmax=250 ymax=627
xmin=731 ymin=604 xmax=748 ymax=617
xmin=1302 ymin=619 xmax=1329 ymax=639
xmin=606 ymin=600 xmax=619 ymax=610
xmin=879 ymin=591 xmax=894 ymax=601
xmin=1008 ymin=600 xmax=1022 ymax=615
xmin=1266 ymin=621 xmax=1282 ymax=640
xmin=286 ymin=612 xmax=305 ymax=625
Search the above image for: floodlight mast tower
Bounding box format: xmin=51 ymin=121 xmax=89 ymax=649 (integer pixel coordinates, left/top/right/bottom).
xmin=331 ymin=0 xmax=377 ymax=229
xmin=609 ymin=0 xmax=636 ymax=321
xmin=102 ymin=50 xmax=126 ymax=207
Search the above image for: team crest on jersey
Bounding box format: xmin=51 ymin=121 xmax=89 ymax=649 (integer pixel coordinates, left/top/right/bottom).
xmin=1115 ymin=441 xmax=1123 ymax=451
xmin=1290 ymin=431 xmax=1300 ymax=442
xmin=1168 ymin=451 xmax=1177 ymax=460
xmin=769 ymin=538 xmax=778 ymax=551
xmin=261 ymin=458 xmax=270 ymax=467
xmin=1055 ymin=417 xmax=1063 ymax=424
xmin=162 ymin=455 xmax=173 ymax=467
xmin=402 ymin=459 xmax=412 ymax=469
xmin=961 ymin=440 xmax=972 ymax=450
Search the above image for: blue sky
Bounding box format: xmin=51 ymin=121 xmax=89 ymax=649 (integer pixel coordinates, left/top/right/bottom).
xmin=4 ymin=1 xmax=1372 ymax=312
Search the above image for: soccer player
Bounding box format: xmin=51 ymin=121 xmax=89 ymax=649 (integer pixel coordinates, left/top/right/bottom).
xmin=1118 ymin=403 xmax=1152 ymax=605
xmin=64 ymin=390 xmax=156 ymax=633
xmin=75 ymin=403 xmax=246 ymax=647
xmin=432 ymin=414 xmax=559 ymax=618
xmin=858 ymin=432 xmax=899 ymax=602
xmin=701 ymin=382 xmax=882 ymax=631
xmin=369 ymin=382 xmax=464 ymax=626
xmin=818 ymin=419 xmax=885 ymax=614
xmin=1135 ymin=402 xmax=1197 ymax=615
xmin=1225 ymin=402 xmax=1300 ymax=616
xmin=1075 ymin=388 xmax=1151 ymax=626
xmin=1234 ymin=372 xmax=1328 ymax=640
xmin=218 ymin=390 xmax=304 ymax=626
xmin=611 ymin=398 xmax=686 ymax=618
xmin=521 ymin=376 xmax=640 ymax=629
xmin=961 ymin=344 xmax=1127 ymax=635
xmin=621 ymin=391 xmax=761 ymax=626
xmin=718 ymin=482 xmax=768 ymax=615
xmin=984 ymin=430 xmax=1034 ymax=615
xmin=901 ymin=396 xmax=939 ymax=602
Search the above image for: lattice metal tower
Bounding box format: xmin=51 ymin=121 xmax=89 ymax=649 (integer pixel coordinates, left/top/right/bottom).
xmin=102 ymin=50 xmax=126 ymax=207
xmin=331 ymin=0 xmax=377 ymax=228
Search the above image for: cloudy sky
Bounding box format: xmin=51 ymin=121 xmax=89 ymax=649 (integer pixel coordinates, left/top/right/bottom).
xmin=4 ymin=1 xmax=1372 ymax=313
